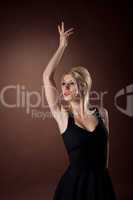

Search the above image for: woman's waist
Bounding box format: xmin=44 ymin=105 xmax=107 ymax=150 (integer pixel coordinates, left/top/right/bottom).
xmin=69 ymin=158 xmax=107 ymax=171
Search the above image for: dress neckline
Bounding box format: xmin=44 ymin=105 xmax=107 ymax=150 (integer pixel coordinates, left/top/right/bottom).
xmin=61 ymin=107 xmax=99 ymax=136
xmin=72 ymin=107 xmax=99 ymax=134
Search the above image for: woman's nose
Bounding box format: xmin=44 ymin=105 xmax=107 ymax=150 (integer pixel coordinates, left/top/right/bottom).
xmin=65 ymin=83 xmax=70 ymax=89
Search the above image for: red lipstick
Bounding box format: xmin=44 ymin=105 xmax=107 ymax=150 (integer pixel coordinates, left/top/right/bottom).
xmin=64 ymin=91 xmax=71 ymax=96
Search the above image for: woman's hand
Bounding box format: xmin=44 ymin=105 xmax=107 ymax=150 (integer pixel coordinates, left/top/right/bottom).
xmin=58 ymin=21 xmax=74 ymax=48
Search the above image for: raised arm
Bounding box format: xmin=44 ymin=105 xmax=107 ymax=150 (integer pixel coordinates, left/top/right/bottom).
xmin=42 ymin=22 xmax=74 ymax=121
xmin=99 ymin=107 xmax=110 ymax=168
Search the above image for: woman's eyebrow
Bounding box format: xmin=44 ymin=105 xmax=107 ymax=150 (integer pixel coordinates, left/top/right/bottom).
xmin=62 ymin=80 xmax=75 ymax=83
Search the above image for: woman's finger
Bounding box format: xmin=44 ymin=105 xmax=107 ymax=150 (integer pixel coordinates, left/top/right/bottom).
xmin=65 ymin=31 xmax=74 ymax=37
xmin=58 ymin=25 xmax=61 ymax=33
xmin=65 ymin=28 xmax=74 ymax=34
xmin=61 ymin=21 xmax=64 ymax=32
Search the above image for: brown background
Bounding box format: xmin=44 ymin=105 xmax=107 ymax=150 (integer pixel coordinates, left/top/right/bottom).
xmin=0 ymin=1 xmax=131 ymax=200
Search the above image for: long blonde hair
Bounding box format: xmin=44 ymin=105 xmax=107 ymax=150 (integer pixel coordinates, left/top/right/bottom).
xmin=61 ymin=66 xmax=96 ymax=115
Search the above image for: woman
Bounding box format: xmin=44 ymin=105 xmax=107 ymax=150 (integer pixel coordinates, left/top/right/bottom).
xmin=43 ymin=22 xmax=117 ymax=200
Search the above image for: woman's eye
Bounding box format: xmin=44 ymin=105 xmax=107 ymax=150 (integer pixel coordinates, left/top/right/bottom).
xmin=61 ymin=82 xmax=75 ymax=86
xmin=70 ymin=82 xmax=74 ymax=85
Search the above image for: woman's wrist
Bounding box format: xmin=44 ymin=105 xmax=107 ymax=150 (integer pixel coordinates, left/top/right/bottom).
xmin=58 ymin=44 xmax=67 ymax=51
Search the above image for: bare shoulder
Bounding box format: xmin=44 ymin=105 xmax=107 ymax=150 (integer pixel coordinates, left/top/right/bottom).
xmin=54 ymin=105 xmax=69 ymax=134
xmin=98 ymin=107 xmax=109 ymax=117
xmin=97 ymin=107 xmax=109 ymax=133
xmin=53 ymin=105 xmax=67 ymax=122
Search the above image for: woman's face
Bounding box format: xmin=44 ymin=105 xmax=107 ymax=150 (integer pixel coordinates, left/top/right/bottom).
xmin=61 ymin=74 xmax=79 ymax=101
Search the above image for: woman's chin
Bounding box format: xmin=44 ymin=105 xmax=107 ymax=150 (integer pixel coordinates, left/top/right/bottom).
xmin=64 ymin=95 xmax=73 ymax=101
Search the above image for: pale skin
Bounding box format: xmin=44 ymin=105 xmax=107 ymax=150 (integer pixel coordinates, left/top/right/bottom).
xmin=43 ymin=21 xmax=110 ymax=167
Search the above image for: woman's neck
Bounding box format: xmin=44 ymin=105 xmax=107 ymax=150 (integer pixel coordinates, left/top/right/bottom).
xmin=69 ymin=98 xmax=85 ymax=118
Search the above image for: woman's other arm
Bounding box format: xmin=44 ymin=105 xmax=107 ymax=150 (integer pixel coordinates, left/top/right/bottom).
xmin=99 ymin=107 xmax=110 ymax=168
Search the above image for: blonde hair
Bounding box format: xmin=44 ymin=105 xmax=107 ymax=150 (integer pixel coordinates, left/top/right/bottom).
xmin=61 ymin=66 xmax=96 ymax=115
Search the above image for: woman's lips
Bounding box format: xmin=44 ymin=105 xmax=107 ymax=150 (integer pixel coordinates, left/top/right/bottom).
xmin=64 ymin=91 xmax=71 ymax=96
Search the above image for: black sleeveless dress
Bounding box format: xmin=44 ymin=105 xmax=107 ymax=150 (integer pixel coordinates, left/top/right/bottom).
xmin=53 ymin=107 xmax=117 ymax=200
